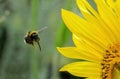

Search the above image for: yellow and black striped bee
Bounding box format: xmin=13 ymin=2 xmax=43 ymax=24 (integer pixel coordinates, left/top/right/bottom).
xmin=24 ymin=27 xmax=47 ymax=51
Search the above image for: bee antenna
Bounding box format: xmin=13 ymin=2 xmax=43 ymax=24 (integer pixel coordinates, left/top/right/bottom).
xmin=38 ymin=26 xmax=48 ymax=33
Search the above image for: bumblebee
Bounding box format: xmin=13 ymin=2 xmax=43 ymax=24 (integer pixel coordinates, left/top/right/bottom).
xmin=24 ymin=27 xmax=47 ymax=51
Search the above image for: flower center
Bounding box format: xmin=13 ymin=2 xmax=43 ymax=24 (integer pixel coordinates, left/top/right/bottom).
xmin=101 ymin=43 xmax=120 ymax=79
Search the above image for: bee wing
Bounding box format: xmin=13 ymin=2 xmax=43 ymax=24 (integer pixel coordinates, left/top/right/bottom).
xmin=37 ymin=26 xmax=48 ymax=33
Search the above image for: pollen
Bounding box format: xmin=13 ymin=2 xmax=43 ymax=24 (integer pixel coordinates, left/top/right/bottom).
xmin=101 ymin=43 xmax=120 ymax=79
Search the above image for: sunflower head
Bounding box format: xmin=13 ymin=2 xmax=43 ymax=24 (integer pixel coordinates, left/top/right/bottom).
xmin=57 ymin=0 xmax=120 ymax=79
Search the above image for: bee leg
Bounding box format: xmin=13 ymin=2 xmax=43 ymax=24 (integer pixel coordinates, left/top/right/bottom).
xmin=31 ymin=42 xmax=34 ymax=47
xmin=37 ymin=42 xmax=41 ymax=51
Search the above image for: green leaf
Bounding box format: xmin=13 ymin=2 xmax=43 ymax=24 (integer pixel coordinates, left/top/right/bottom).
xmin=55 ymin=22 xmax=71 ymax=47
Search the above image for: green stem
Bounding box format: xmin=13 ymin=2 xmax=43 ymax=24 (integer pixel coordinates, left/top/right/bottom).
xmin=30 ymin=0 xmax=39 ymax=79
xmin=31 ymin=0 xmax=39 ymax=27
xmin=53 ymin=1 xmax=74 ymax=79
xmin=31 ymin=48 xmax=39 ymax=79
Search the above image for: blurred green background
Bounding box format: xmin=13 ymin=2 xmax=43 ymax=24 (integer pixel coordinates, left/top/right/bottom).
xmin=0 ymin=0 xmax=94 ymax=79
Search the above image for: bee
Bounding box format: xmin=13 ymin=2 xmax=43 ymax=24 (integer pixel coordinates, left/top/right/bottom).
xmin=24 ymin=27 xmax=47 ymax=51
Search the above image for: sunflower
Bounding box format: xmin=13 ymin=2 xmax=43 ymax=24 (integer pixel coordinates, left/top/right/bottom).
xmin=57 ymin=0 xmax=120 ymax=79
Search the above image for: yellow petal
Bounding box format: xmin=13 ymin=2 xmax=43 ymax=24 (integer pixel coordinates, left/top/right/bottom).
xmin=116 ymin=0 xmax=120 ymax=16
xmin=57 ymin=47 xmax=102 ymax=62
xmin=86 ymin=78 xmax=101 ymax=79
xmin=94 ymin=0 xmax=120 ymax=41
xmin=107 ymin=0 xmax=120 ymax=17
xmin=62 ymin=9 xmax=114 ymax=51
xmin=76 ymin=0 xmax=117 ymax=45
xmin=73 ymin=34 xmax=105 ymax=55
xmin=76 ymin=0 xmax=98 ymax=17
xmin=60 ymin=62 xmax=101 ymax=78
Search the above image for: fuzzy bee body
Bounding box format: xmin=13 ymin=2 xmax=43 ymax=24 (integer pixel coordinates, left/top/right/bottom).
xmin=24 ymin=31 xmax=41 ymax=51
xmin=24 ymin=27 xmax=47 ymax=51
